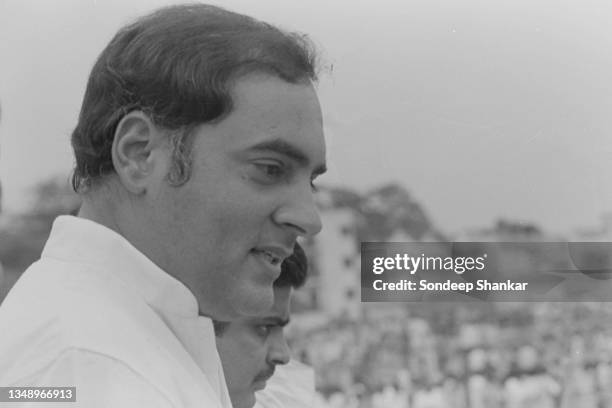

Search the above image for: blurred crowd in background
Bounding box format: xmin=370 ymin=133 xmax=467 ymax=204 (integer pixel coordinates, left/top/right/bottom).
xmin=290 ymin=302 xmax=612 ymax=408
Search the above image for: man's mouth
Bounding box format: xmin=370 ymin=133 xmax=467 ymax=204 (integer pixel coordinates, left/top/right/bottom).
xmin=253 ymin=368 xmax=275 ymax=390
xmin=250 ymin=244 xmax=293 ymax=273
xmin=251 ymin=249 xmax=282 ymax=266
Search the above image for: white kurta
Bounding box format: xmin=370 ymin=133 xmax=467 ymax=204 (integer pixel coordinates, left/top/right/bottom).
xmin=0 ymin=216 xmax=233 ymax=408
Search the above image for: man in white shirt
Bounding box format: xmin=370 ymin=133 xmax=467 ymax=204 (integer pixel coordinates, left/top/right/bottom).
xmin=214 ymin=243 xmax=317 ymax=408
xmin=0 ymin=3 xmax=325 ymax=407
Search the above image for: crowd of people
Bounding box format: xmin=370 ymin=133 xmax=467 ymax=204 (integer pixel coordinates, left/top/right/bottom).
xmin=289 ymin=302 xmax=612 ymax=408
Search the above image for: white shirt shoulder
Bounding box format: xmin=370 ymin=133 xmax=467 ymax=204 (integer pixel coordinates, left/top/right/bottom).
xmin=2 ymin=349 xmax=176 ymax=408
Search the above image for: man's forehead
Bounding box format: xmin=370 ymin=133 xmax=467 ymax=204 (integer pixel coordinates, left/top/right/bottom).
xmin=195 ymin=73 xmax=327 ymax=173
xmin=249 ymin=286 xmax=292 ymax=323
xmin=230 ymin=73 xmax=320 ymax=118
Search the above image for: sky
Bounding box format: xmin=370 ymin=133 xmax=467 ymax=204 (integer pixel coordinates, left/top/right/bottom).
xmin=1 ymin=0 xmax=611 ymax=236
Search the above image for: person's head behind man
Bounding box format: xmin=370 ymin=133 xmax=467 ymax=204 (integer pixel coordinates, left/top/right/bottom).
xmin=214 ymin=242 xmax=307 ymax=408
xmin=70 ymin=4 xmax=326 ymax=321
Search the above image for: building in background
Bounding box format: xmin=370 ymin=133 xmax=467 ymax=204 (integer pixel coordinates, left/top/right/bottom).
xmin=315 ymin=207 xmax=361 ymax=318
xmin=305 ymin=184 xmax=445 ymax=319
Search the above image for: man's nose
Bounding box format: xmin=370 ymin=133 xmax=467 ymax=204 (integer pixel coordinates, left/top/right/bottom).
xmin=273 ymin=188 xmax=322 ymax=237
xmin=267 ymin=334 xmax=291 ymax=366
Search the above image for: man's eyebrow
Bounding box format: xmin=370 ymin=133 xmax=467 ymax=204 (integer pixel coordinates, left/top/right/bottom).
xmin=249 ymin=139 xmax=327 ymax=176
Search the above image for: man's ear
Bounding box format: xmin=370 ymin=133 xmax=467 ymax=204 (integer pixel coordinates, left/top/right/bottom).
xmin=111 ymin=111 xmax=169 ymax=195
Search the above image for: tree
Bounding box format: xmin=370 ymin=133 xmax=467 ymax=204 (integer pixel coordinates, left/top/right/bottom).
xmin=359 ymin=183 xmax=438 ymax=241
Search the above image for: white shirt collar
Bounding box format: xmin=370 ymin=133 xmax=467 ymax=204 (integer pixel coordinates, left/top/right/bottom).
xmin=42 ymin=215 xmax=199 ymax=318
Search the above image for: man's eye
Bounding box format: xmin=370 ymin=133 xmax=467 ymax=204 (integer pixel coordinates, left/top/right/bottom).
xmin=253 ymin=161 xmax=286 ymax=182
xmin=255 ymin=325 xmax=273 ymax=337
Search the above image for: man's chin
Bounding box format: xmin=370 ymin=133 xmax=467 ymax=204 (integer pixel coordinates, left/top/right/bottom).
xmin=232 ymin=391 xmax=256 ymax=408
xmin=232 ymin=285 xmax=274 ymax=317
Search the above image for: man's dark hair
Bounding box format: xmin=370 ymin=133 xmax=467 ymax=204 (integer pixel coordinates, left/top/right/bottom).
xmin=273 ymin=242 xmax=308 ymax=290
xmin=213 ymin=242 xmax=308 ymax=336
xmin=71 ymin=3 xmax=319 ymax=192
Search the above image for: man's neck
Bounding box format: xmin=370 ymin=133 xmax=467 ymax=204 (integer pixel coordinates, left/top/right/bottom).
xmin=78 ymin=196 xmax=122 ymax=236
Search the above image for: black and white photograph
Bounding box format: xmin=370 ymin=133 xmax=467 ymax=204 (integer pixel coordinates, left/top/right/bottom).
xmin=1 ymin=1 xmax=611 ymax=407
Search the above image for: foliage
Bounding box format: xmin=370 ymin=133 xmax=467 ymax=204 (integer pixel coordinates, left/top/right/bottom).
xmin=324 ymin=183 xmax=444 ymax=245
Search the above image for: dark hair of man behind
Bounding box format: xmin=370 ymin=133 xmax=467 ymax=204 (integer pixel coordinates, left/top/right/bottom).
xmin=274 ymin=242 xmax=308 ymax=289
xmin=71 ymin=3 xmax=319 ymax=192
